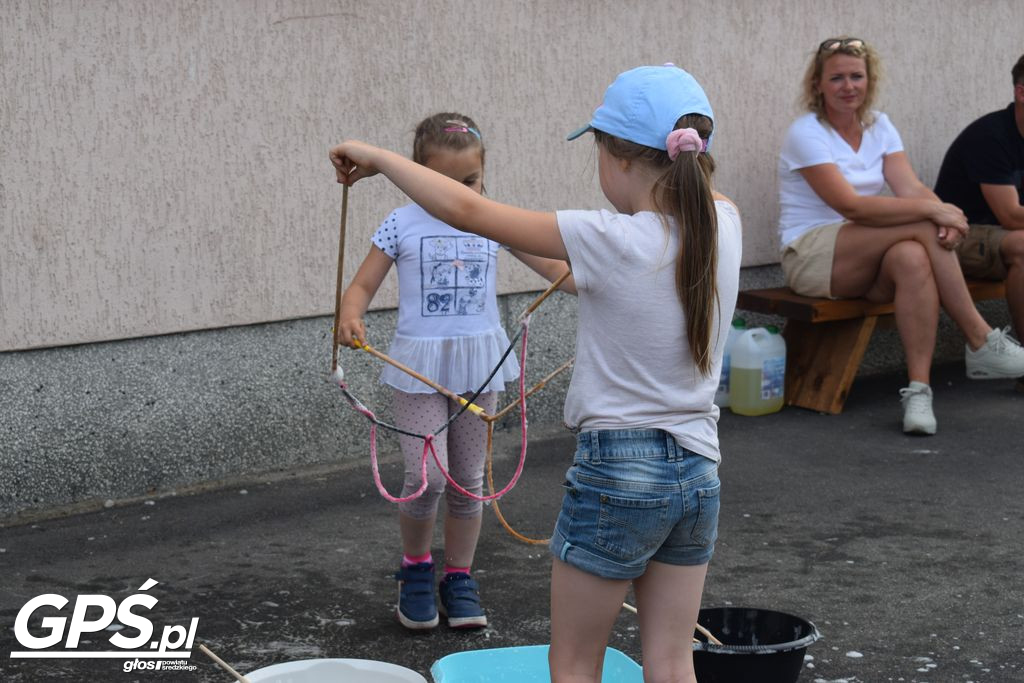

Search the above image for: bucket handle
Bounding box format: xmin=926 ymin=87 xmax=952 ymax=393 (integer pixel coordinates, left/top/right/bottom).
xmin=620 ymin=603 xmax=723 ymax=645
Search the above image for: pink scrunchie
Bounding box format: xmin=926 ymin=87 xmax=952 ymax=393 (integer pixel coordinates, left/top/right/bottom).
xmin=666 ymin=128 xmax=706 ymax=160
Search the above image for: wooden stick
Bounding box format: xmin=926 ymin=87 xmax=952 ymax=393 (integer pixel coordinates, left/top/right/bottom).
xmin=198 ymin=643 xmax=253 ymax=683
xmin=518 ymin=269 xmax=572 ymax=321
xmin=355 ymin=341 xmax=488 ymax=417
xmin=620 ymin=602 xmax=723 ymax=646
xmin=487 ymin=357 xmax=575 ymax=422
xmin=331 ymin=184 xmax=350 ymax=373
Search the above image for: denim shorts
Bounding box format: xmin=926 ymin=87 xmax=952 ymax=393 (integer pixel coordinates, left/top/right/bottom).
xmin=549 ymin=428 xmax=721 ymax=580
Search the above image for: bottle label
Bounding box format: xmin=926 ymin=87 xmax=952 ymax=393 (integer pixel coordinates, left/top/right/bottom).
xmin=761 ymin=357 xmax=785 ymax=399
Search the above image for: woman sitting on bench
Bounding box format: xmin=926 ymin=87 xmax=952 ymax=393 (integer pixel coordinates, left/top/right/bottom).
xmin=777 ymin=36 xmax=1024 ymax=435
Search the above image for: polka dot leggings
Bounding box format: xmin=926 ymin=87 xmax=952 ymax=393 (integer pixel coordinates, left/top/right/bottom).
xmin=393 ymin=389 xmax=498 ymax=520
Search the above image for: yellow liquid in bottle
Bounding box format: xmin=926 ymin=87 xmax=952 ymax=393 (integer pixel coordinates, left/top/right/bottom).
xmin=729 ymin=367 xmax=784 ymax=416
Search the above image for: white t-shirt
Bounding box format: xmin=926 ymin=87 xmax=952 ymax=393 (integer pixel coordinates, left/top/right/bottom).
xmin=556 ymin=201 xmax=743 ymax=462
xmin=777 ymin=111 xmax=904 ymax=247
xmin=370 ymin=203 xmax=519 ymax=394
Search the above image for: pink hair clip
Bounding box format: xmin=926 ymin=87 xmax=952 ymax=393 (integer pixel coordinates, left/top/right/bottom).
xmin=444 ymin=125 xmax=482 ymax=140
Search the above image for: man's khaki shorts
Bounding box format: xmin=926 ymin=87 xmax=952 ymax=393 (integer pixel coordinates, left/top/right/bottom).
xmin=957 ymin=224 xmax=1009 ymax=281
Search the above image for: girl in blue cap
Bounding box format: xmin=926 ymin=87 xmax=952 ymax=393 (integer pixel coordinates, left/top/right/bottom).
xmin=330 ymin=65 xmax=741 ymax=682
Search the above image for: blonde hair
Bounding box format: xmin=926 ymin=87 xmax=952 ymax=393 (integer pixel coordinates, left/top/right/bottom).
xmin=800 ymin=37 xmax=882 ymax=126
xmin=593 ymin=113 xmax=719 ymax=376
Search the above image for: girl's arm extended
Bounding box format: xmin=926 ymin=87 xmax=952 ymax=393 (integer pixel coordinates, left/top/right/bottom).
xmin=508 ymin=250 xmax=577 ymax=295
xmin=330 ymin=141 xmax=567 ymax=260
xmin=338 ymin=245 xmax=393 ymax=348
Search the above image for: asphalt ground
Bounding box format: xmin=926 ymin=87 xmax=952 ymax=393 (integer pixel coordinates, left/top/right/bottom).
xmin=1 ymin=361 xmax=1022 ymax=683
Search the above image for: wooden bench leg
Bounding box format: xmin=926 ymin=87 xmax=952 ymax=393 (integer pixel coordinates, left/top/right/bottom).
xmin=783 ymin=316 xmax=878 ymax=414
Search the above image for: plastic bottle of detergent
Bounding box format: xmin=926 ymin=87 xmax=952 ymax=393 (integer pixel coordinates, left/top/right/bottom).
xmin=729 ymin=325 xmax=786 ymax=416
xmin=714 ymin=318 xmax=747 ymax=407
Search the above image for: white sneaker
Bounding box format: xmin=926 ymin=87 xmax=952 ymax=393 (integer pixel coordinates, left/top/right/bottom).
xmin=965 ymin=327 xmax=1024 ymax=379
xmin=899 ymin=382 xmax=936 ymax=435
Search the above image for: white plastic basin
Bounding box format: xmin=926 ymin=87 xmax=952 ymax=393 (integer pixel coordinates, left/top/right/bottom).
xmin=245 ymin=658 xmax=428 ymax=683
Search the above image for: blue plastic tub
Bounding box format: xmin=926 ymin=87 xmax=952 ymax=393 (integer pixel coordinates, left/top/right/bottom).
xmin=430 ymin=644 xmax=642 ymax=682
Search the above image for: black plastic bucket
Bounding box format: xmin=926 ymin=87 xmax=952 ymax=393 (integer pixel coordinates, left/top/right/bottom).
xmin=692 ymin=607 xmax=822 ymax=683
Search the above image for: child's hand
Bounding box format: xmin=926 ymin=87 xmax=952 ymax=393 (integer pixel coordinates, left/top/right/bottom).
xmin=329 ymin=140 xmax=381 ymax=185
xmin=338 ymin=316 xmax=366 ymax=349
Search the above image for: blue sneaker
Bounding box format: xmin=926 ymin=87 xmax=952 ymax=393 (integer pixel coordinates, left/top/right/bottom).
xmin=395 ymin=562 xmax=438 ymax=630
xmin=438 ymin=572 xmax=487 ymax=628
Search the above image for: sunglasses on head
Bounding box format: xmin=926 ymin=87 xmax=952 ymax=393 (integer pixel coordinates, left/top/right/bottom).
xmin=818 ymin=37 xmax=864 ymax=53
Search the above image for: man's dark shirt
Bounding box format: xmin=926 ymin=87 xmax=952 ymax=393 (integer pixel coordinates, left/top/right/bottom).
xmin=935 ymin=103 xmax=1024 ymax=225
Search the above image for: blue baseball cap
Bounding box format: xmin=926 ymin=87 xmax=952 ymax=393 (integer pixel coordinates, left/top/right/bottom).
xmin=567 ymin=64 xmax=714 ymax=151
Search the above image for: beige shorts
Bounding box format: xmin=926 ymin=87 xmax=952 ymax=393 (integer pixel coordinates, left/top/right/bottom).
xmin=780 ymin=222 xmax=843 ymax=299
xmin=957 ymin=224 xmax=1008 ymax=281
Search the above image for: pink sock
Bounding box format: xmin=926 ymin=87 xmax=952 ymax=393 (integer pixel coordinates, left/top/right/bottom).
xmin=402 ymin=552 xmax=432 ymax=567
xmin=444 ymin=565 xmax=471 ymax=576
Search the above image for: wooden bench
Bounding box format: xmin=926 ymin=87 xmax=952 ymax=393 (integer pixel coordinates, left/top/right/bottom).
xmin=735 ymin=279 xmax=1006 ymax=414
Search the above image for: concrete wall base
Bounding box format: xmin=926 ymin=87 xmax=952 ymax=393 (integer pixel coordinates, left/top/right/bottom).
xmin=0 ymin=266 xmax=1010 ymax=520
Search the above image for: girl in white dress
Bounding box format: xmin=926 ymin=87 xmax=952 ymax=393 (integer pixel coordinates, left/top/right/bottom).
xmin=338 ymin=113 xmax=569 ymax=631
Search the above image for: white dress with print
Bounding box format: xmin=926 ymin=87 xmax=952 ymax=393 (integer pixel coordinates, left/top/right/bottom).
xmin=371 ymin=203 xmax=520 ymax=394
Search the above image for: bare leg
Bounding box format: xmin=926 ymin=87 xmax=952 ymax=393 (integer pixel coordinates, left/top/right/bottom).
xmin=400 ymin=513 xmax=435 ymax=557
xmin=1001 ymin=232 xmax=1024 ymax=341
xmin=549 ymin=559 xmax=631 ymax=683
xmin=632 ymin=561 xmax=708 ymax=683
xmin=856 ymin=240 xmax=939 ymax=384
xmin=443 ymin=515 xmax=482 ymax=568
xmin=832 ymin=221 xmax=991 ymax=349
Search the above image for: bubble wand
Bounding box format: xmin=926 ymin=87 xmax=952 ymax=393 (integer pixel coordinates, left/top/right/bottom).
xmin=328 ymin=182 xmax=577 ymax=536
xmin=330 ymin=185 xmax=349 ymax=377
xmin=346 ymin=266 xmax=573 ymax=418
xmin=329 ymin=185 xmax=567 ymax=505
xmin=351 ymin=340 xmax=486 ymax=416
xmin=198 ymin=643 xmax=253 ymax=683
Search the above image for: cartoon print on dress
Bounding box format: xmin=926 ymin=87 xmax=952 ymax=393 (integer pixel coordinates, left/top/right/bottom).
xmin=457 ymin=288 xmax=486 ymax=315
xmin=430 ymin=262 xmax=453 ymax=287
xmin=420 ymin=235 xmax=491 ymax=317
xmin=428 ymin=237 xmax=453 ymax=261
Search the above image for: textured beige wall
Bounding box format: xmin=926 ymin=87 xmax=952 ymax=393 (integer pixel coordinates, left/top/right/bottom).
xmin=3 ymin=0 xmax=1022 ymax=351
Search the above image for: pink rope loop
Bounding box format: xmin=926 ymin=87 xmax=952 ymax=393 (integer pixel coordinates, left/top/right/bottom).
xmin=339 ymin=315 xmax=535 ymax=504
xmin=359 ymin=395 xmax=431 ymax=503
xmin=427 ymin=318 xmax=530 ymax=502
